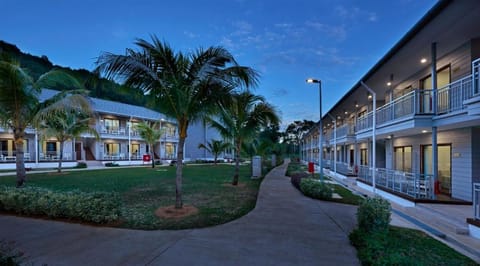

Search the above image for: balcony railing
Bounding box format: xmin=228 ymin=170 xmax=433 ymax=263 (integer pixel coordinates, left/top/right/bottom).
xmin=474 ymin=183 xmax=480 ymax=220
xmin=437 ymin=75 xmax=473 ymax=114
xmin=357 ymin=165 xmax=433 ymax=199
xmin=356 ymin=72 xmax=477 ymax=132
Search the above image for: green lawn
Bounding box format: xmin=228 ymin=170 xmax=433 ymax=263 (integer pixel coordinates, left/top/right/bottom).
xmin=350 ymin=226 xmax=478 ymax=266
xmin=0 ymin=164 xmax=262 ymax=230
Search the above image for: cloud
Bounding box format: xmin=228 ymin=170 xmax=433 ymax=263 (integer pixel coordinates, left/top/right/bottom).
xmin=305 ymin=21 xmax=347 ymax=41
xmin=111 ymin=27 xmax=129 ymax=39
xmin=335 ymin=5 xmax=378 ymax=23
xmin=271 ymin=88 xmax=289 ymax=98
xmin=232 ymin=20 xmax=253 ymax=36
xmin=183 ymin=31 xmax=199 ymax=39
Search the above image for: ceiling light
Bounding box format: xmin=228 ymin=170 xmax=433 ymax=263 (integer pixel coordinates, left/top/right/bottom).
xmin=368 ymin=95 xmax=372 ymax=99
xmin=422 ymin=130 xmax=428 ymax=133
xmin=344 ymin=111 xmax=348 ymax=115
xmin=387 ymin=82 xmax=392 ymax=86
xmin=420 ymin=58 xmax=427 ymax=64
xmin=355 ymin=104 xmax=359 ymax=108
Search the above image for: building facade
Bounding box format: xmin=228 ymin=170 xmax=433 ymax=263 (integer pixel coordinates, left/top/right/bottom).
xmin=301 ymin=0 xmax=480 ymax=202
xmin=0 ymin=89 xmax=179 ymax=168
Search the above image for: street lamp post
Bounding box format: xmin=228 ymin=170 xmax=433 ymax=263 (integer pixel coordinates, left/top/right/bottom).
xmin=360 ymin=81 xmax=376 ymax=193
xmin=306 ymin=78 xmax=323 ymax=181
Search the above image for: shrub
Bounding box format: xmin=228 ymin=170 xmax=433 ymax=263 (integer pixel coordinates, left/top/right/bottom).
xmin=0 ymin=186 xmax=120 ymax=224
xmin=300 ymin=178 xmax=332 ymax=200
xmin=105 ymin=162 xmax=119 ymax=167
xmin=290 ymin=172 xmax=310 ymax=190
xmin=75 ymin=162 xmax=87 ymax=168
xmin=0 ymin=240 xmax=24 ymax=266
xmin=357 ymin=196 xmax=391 ymax=233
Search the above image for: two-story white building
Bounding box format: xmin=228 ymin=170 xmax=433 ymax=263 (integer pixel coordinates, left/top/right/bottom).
xmin=301 ymin=0 xmax=480 ymax=203
xmin=0 ymin=88 xmax=234 ymax=169
xmin=0 ymin=89 xmax=179 ymax=168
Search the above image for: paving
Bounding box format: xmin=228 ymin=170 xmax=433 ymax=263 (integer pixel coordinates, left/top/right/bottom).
xmin=0 ymin=160 xmax=360 ymax=266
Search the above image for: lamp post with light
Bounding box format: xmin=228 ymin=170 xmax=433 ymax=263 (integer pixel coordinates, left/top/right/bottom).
xmin=306 ymin=78 xmax=323 ymax=181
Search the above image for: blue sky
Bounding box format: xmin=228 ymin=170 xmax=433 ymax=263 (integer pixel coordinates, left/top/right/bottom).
xmin=2 ymin=0 xmax=436 ymax=129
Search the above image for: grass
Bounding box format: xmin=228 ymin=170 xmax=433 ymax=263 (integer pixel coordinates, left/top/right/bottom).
xmin=0 ymin=164 xmax=262 ymax=230
xmin=350 ymin=226 xmax=478 ymax=266
xmin=286 ymin=161 xmax=363 ymax=205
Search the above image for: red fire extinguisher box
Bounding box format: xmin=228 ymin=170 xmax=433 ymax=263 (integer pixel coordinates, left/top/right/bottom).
xmin=143 ymin=154 xmax=151 ymax=162
xmin=308 ymin=162 xmax=314 ymax=173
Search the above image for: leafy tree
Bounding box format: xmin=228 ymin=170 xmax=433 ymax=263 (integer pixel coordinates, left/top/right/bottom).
xmin=136 ymin=121 xmax=164 ymax=168
xmin=38 ymin=109 xmax=98 ymax=173
xmin=0 ymin=54 xmax=89 ymax=186
xmin=208 ymin=92 xmax=280 ymax=185
xmin=284 ymin=120 xmax=315 ymax=156
xmin=95 ymin=36 xmax=258 ymax=208
xmin=198 ymin=139 xmax=232 ymax=165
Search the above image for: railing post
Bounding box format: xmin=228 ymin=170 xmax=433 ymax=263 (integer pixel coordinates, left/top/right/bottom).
xmin=474 ymin=183 xmax=480 ymax=220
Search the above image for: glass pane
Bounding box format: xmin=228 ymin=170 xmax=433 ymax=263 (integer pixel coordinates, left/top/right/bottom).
xmin=422 ymin=146 xmax=432 ymax=175
xmin=404 ymin=146 xmax=412 ymax=172
xmin=394 ymin=147 xmax=403 ymax=171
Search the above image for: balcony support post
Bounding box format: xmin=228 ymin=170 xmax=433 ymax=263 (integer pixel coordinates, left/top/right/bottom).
xmin=431 ymin=42 xmax=438 ymax=200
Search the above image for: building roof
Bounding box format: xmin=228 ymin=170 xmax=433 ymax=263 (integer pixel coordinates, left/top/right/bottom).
xmin=40 ymin=89 xmax=170 ymax=122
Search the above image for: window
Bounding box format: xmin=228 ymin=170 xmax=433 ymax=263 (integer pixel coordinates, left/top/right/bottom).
xmin=420 ymin=66 xmax=451 ymax=113
xmin=105 ymin=143 xmax=120 ymax=156
xmin=130 ymin=144 xmax=140 ymax=158
xmin=360 ymin=148 xmax=368 ymax=166
xmin=104 ymin=118 xmax=119 ymax=132
xmin=394 ymin=146 xmax=412 ymax=172
xmin=0 ymin=140 xmax=16 ymax=156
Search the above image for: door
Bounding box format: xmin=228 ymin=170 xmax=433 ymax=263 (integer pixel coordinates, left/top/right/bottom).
xmin=421 ymin=144 xmax=451 ymax=195
xmin=75 ymin=143 xmax=82 ymax=160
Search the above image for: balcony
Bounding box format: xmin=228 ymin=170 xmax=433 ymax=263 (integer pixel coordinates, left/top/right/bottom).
xmin=356 ymin=72 xmax=477 ymax=132
xmin=357 ymin=165 xmax=433 ymax=199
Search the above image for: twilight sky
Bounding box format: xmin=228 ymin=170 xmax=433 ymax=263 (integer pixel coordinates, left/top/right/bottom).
xmin=1 ymin=0 xmax=436 ymax=128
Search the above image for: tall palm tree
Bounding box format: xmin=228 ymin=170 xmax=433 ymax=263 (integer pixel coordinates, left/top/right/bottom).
xmin=0 ymin=54 xmax=89 ymax=186
xmin=95 ymin=36 xmax=258 ymax=208
xmin=38 ymin=109 xmax=99 ymax=173
xmin=198 ymin=139 xmax=232 ymax=165
xmin=136 ymin=121 xmax=164 ymax=168
xmin=208 ymin=92 xmax=280 ymax=185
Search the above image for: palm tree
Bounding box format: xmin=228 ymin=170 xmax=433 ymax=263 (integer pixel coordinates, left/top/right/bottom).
xmin=136 ymin=121 xmax=164 ymax=168
xmin=95 ymin=36 xmax=258 ymax=208
xmin=0 ymin=54 xmax=89 ymax=186
xmin=38 ymin=109 xmax=99 ymax=173
xmin=208 ymin=92 xmax=280 ymax=185
xmin=198 ymin=139 xmax=232 ymax=165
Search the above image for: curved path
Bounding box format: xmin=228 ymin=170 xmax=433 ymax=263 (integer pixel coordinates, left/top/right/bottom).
xmin=0 ymin=160 xmax=359 ymax=265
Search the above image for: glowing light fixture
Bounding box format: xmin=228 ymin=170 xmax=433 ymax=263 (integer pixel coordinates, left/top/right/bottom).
xmin=420 ymin=58 xmax=427 ymax=64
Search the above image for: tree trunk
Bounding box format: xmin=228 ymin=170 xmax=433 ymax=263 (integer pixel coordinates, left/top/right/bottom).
xmin=175 ymin=136 xmax=185 ymax=209
xmin=151 ymin=144 xmax=155 ymax=168
xmin=58 ymin=140 xmax=64 ymax=173
xmin=14 ymin=131 xmax=26 ymax=187
xmin=214 ymin=154 xmax=218 ymax=166
xmin=232 ymin=139 xmax=241 ymax=186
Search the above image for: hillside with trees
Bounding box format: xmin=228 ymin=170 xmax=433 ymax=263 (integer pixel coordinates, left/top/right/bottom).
xmin=0 ymin=40 xmax=146 ymax=106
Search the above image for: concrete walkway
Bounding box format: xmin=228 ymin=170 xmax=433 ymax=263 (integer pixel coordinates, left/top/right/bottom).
xmin=0 ymin=160 xmax=360 ymax=265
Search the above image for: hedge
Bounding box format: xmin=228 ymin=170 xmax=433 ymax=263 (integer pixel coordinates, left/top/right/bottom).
xmin=0 ymin=186 xmax=120 ymax=224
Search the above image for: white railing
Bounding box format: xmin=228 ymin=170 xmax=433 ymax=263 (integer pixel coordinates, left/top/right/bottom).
xmin=474 ymin=183 xmax=480 ymax=220
xmin=356 ymin=73 xmax=478 ymax=131
xmin=437 ymin=75 xmax=473 ymax=114
xmin=357 ymin=166 xmax=433 ymax=199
